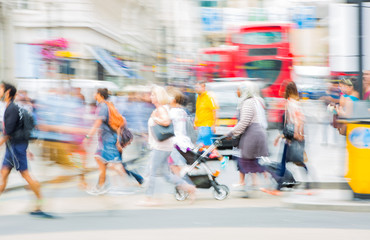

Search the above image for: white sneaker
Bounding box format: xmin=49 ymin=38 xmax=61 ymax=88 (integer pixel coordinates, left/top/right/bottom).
xmin=232 ymin=183 xmax=245 ymax=188
xmin=86 ymin=184 xmax=109 ymax=196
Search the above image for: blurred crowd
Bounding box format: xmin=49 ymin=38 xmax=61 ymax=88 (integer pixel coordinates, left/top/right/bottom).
xmin=0 ymin=76 xmax=368 ymax=216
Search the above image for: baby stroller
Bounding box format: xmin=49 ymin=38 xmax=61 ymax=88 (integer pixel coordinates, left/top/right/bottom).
xmin=174 ymin=136 xmax=230 ymax=201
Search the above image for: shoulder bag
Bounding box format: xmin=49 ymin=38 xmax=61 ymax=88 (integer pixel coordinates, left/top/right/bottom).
xmin=151 ymin=107 xmax=175 ymax=142
xmin=286 ymin=140 xmax=305 ymax=164
xmin=151 ymin=123 xmax=175 ymax=141
xmin=282 ymin=104 xmax=295 ymax=140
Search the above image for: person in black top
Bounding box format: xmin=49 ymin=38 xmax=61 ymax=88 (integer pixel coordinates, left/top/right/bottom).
xmin=0 ymin=82 xmax=52 ymax=218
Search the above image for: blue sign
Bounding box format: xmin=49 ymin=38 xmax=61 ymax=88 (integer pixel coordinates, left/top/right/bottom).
xmin=349 ymin=127 xmax=370 ymax=149
xmin=201 ymin=7 xmax=223 ymax=32
xmin=292 ymin=6 xmax=316 ymax=29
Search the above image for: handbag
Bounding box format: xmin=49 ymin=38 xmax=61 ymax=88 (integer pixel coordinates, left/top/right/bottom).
xmin=283 ymin=123 xmax=295 ymax=140
xmin=282 ymin=104 xmax=295 ymax=140
xmin=232 ymin=136 xmax=241 ymax=147
xmin=151 ymin=123 xmax=175 ymax=141
xmin=286 ymin=140 xmax=305 ymax=164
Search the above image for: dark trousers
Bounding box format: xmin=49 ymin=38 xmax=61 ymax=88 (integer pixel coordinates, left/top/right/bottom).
xmin=277 ymin=142 xmax=309 ymax=190
xmin=122 ymin=162 xmax=144 ymax=184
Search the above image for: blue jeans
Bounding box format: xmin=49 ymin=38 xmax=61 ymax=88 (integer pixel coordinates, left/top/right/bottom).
xmin=122 ymin=162 xmax=144 ymax=184
xmin=146 ymin=149 xmax=186 ymax=196
xmin=277 ymin=142 xmax=309 ymax=190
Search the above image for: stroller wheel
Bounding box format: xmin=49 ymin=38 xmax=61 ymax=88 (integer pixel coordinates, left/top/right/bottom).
xmin=175 ymin=187 xmax=189 ymax=201
xmin=213 ymin=185 xmax=229 ymax=200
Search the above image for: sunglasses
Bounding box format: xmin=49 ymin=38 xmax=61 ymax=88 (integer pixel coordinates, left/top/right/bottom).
xmin=341 ymin=79 xmax=353 ymax=86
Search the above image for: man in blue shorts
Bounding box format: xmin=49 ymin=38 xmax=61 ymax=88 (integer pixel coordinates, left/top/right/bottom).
xmin=0 ymin=82 xmax=52 ymax=218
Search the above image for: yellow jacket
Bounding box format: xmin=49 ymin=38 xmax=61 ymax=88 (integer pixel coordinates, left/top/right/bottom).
xmin=194 ymin=92 xmax=218 ymax=127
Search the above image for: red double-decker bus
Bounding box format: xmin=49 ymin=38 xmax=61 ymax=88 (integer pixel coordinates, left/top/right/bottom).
xmin=196 ymin=23 xmax=293 ymax=126
xmin=227 ymin=23 xmax=294 ymax=125
xmin=199 ymin=46 xmax=238 ymax=80
xmin=228 ymin=23 xmax=293 ymax=98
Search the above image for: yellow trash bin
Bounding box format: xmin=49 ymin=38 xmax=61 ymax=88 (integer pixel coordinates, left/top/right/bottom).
xmin=345 ymin=122 xmax=370 ymax=199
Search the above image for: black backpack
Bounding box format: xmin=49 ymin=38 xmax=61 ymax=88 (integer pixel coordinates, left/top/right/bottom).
xmin=11 ymin=106 xmax=36 ymax=141
xmin=118 ymin=126 xmax=133 ymax=148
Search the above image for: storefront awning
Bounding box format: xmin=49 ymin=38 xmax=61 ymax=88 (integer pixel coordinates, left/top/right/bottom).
xmin=86 ymin=46 xmax=131 ymax=77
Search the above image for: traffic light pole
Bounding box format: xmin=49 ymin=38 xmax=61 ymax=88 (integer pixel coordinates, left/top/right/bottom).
xmin=358 ymin=0 xmax=363 ymax=99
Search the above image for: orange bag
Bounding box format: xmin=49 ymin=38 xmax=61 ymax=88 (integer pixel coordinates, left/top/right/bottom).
xmin=103 ymin=101 xmax=125 ymax=132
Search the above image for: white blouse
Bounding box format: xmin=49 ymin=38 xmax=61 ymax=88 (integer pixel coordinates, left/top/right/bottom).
xmin=169 ymin=107 xmax=194 ymax=152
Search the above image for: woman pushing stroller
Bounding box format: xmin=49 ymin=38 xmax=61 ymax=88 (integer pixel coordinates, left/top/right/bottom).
xmin=225 ymin=81 xmax=272 ymax=191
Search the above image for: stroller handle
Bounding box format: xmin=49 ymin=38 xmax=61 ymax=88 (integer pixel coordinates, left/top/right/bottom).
xmin=214 ymin=135 xmax=228 ymax=146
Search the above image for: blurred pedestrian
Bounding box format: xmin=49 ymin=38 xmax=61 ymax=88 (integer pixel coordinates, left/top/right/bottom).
xmin=34 ymin=89 xmax=89 ymax=188
xmin=84 ymin=88 xmax=127 ymax=195
xmin=167 ymin=87 xmax=194 ymax=178
xmin=363 ymin=70 xmax=370 ymax=100
xmin=72 ymin=87 xmax=85 ymax=104
xmin=194 ymin=81 xmax=218 ymax=146
xmin=140 ymin=86 xmax=195 ymax=206
xmin=0 ymin=82 xmax=52 ymax=218
xmin=336 ymin=77 xmax=359 ymax=135
xmin=269 ymin=81 xmax=310 ymax=195
xmin=226 ymin=81 xmax=269 ymax=190
xmin=319 ymin=80 xmax=341 ymax=145
xmin=320 ymin=81 xmax=341 ymax=106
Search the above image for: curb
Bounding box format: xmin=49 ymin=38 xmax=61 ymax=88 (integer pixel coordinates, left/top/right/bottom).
xmin=282 ymin=189 xmax=370 ymax=212
xmin=283 ymin=199 xmax=370 ymax=212
xmin=305 ymin=181 xmax=350 ymax=190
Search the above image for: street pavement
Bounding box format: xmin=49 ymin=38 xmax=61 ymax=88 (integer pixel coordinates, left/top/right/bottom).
xmin=1 ymin=181 xmax=370 ymax=240
xmin=0 ymin=122 xmax=356 ymax=213
xmin=1 ymin=115 xmax=370 ymax=239
xmin=3 ymin=122 xmax=348 ymax=190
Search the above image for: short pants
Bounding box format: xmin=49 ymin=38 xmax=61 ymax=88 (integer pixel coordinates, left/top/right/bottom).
xmin=95 ymin=137 xmax=122 ymax=163
xmin=196 ymin=126 xmax=214 ymax=146
xmin=2 ymin=142 xmax=29 ymax=172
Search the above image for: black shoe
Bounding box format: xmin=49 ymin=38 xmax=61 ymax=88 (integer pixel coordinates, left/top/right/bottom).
xmin=138 ymin=178 xmax=144 ymax=185
xmin=30 ymin=210 xmax=55 ymax=219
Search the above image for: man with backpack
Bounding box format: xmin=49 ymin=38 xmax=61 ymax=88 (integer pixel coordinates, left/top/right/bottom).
xmin=0 ymin=82 xmax=52 ymax=218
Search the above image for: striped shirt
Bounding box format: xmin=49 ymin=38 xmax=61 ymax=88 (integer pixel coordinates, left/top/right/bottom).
xmin=230 ymin=98 xmax=259 ymax=137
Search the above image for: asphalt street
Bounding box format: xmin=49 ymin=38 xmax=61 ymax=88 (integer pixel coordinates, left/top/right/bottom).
xmin=1 ymin=176 xmax=370 ymax=240
xmin=1 ymin=202 xmax=370 ymax=240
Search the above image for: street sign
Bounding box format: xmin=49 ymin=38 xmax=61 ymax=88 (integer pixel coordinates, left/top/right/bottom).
xmin=201 ymin=7 xmax=223 ymax=32
xmin=291 ymin=6 xmax=316 ymax=29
